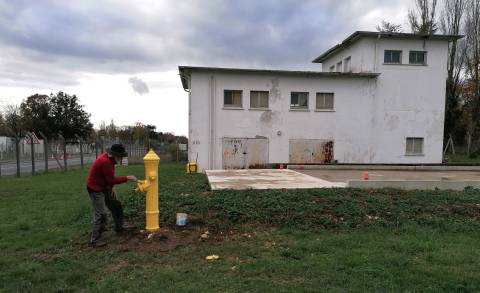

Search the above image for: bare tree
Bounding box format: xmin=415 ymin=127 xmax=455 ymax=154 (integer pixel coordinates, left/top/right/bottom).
xmin=440 ymin=0 xmax=467 ymax=141
xmin=408 ymin=0 xmax=439 ymax=34
xmin=463 ymin=0 xmax=480 ymax=149
xmin=376 ymin=20 xmax=403 ymax=33
xmin=465 ymin=0 xmax=480 ymax=96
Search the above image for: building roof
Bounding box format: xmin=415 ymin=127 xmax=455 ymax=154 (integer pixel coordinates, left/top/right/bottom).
xmin=178 ymin=66 xmax=380 ymax=90
xmin=312 ymin=31 xmax=464 ymax=63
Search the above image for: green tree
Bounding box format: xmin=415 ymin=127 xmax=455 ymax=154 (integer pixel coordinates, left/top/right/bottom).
xmin=0 ymin=111 xmax=7 ymax=136
xmin=20 ymin=94 xmax=53 ymax=137
xmin=49 ymin=92 xmax=93 ymax=140
xmin=3 ymin=105 xmax=24 ymax=137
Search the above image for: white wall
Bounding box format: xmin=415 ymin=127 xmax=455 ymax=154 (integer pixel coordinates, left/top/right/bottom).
xmin=322 ymin=38 xmax=376 ymax=73
xmin=319 ymin=37 xmax=448 ymax=164
xmin=190 ymin=72 xmax=379 ymax=171
xmin=372 ymin=39 xmax=448 ymax=164
xmin=187 ymin=38 xmax=449 ymax=171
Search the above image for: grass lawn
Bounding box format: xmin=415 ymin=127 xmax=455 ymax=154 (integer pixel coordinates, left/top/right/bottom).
xmin=1 ymin=163 xmax=480 ymax=292
xmin=445 ymin=153 xmax=480 ymax=165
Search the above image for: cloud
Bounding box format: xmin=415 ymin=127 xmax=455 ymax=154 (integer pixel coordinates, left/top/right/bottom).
xmin=128 ymin=77 xmax=149 ymax=95
xmin=0 ymin=0 xmax=412 ymax=89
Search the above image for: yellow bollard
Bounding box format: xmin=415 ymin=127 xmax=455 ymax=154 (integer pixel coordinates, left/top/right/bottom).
xmin=136 ymin=149 xmax=160 ymax=232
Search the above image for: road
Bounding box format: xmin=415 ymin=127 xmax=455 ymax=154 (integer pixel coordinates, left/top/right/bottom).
xmin=0 ymin=154 xmax=97 ymax=176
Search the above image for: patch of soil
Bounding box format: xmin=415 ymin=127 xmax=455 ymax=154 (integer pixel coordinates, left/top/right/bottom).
xmin=199 ymin=191 xmax=211 ymax=197
xmin=85 ymin=224 xmax=215 ymax=254
xmin=105 ymin=259 xmax=130 ymax=272
xmin=447 ymin=203 xmax=480 ymax=216
xmin=32 ymin=250 xmax=64 ymax=262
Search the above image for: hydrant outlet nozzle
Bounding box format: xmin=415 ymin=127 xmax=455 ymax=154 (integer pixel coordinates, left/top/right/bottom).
xmin=136 ymin=180 xmax=150 ymax=193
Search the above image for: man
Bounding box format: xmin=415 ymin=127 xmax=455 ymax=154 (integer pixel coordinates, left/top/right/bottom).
xmin=86 ymin=143 xmax=137 ymax=247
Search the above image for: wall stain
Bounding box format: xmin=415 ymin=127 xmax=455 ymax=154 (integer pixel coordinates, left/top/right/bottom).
xmin=269 ymin=78 xmax=281 ymax=102
xmin=385 ymin=114 xmax=400 ymax=131
xmin=260 ymin=110 xmax=280 ymax=126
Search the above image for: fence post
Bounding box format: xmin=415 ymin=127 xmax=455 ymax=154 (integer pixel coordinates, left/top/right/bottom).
xmin=59 ymin=133 xmax=67 ymax=171
xmin=76 ymin=135 xmax=84 ymax=169
xmin=39 ymin=131 xmax=63 ymax=171
xmin=43 ymin=136 xmax=48 ymax=173
xmin=100 ymin=136 xmax=105 ymax=154
xmin=176 ymin=140 xmax=179 ymax=162
xmin=467 ymin=131 xmax=471 ymax=156
xmin=29 ymin=132 xmax=35 ymax=176
xmin=15 ymin=138 xmax=20 ymax=177
xmin=95 ymin=139 xmax=98 ymax=159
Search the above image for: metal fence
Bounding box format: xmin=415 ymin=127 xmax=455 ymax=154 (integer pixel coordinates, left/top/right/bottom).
xmin=0 ymin=135 xmax=149 ymax=177
xmin=0 ymin=134 xmax=187 ymax=177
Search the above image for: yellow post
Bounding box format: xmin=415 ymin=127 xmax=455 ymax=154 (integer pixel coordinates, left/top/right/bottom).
xmin=136 ymin=149 xmax=160 ymax=232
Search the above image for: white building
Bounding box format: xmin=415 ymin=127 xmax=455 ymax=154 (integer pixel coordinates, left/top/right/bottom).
xmin=179 ymin=31 xmax=461 ymax=171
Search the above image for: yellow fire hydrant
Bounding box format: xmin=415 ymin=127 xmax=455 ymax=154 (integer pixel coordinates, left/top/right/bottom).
xmin=136 ymin=149 xmax=160 ymax=232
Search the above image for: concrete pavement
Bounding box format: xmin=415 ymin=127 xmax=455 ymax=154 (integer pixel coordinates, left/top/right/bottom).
xmin=206 ymin=169 xmax=346 ymax=190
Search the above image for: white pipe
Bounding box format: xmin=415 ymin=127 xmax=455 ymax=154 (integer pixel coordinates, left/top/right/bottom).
xmin=208 ymin=76 xmax=216 ymax=169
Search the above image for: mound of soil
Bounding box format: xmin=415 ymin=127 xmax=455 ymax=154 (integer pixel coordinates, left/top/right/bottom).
xmin=109 ymin=227 xmax=204 ymax=253
xmin=81 ymin=222 xmax=219 ymax=254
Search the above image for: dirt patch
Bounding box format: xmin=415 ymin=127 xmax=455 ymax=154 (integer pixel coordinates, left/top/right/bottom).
xmin=105 ymin=259 xmax=130 ymax=272
xmin=82 ymin=224 xmax=217 ymax=254
xmin=199 ymin=191 xmax=211 ymax=198
xmin=447 ymin=203 xmax=480 ymax=217
xmin=32 ymin=250 xmax=64 ymax=262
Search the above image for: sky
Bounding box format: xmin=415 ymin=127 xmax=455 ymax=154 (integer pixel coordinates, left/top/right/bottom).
xmin=0 ymin=0 xmax=412 ymax=136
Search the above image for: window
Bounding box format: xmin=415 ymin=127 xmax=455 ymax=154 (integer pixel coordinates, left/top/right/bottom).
xmin=329 ymin=65 xmax=335 ymax=72
xmin=316 ymin=93 xmax=334 ymax=110
xmin=344 ymin=56 xmax=351 ymax=72
xmin=406 ymin=137 xmax=424 ymax=155
xmin=336 ymin=61 xmax=343 ymax=72
xmin=224 ymin=90 xmax=242 ymax=108
xmin=409 ymin=51 xmax=426 ymax=65
xmin=250 ymin=91 xmax=269 ymax=108
xmin=290 ymin=92 xmax=309 ymax=109
xmin=384 ymin=50 xmax=402 ymax=64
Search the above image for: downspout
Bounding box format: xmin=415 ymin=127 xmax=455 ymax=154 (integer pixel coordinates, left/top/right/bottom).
xmin=179 ymin=72 xmax=192 ymax=164
xmin=374 ymin=33 xmax=381 ymax=72
xmin=208 ymin=76 xmax=216 ymax=169
xmin=213 ymin=76 xmax=217 ymax=169
xmin=372 ymin=33 xmax=381 ymax=163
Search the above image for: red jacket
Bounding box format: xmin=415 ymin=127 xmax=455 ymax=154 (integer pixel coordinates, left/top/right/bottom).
xmin=86 ymin=153 xmax=127 ymax=192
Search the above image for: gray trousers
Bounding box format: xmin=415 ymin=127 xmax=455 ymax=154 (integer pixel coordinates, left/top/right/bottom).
xmin=87 ymin=188 xmax=124 ymax=243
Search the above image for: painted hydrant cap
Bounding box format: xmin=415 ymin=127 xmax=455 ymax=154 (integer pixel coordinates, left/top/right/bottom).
xmin=143 ymin=149 xmax=160 ymax=161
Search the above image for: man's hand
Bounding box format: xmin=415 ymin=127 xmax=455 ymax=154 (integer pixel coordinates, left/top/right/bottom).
xmin=127 ymin=175 xmax=137 ymax=182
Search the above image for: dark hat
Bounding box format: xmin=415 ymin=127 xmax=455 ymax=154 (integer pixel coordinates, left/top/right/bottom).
xmin=107 ymin=143 xmax=128 ymax=157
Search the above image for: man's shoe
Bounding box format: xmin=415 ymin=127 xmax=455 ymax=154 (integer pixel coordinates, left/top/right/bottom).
xmin=115 ymin=223 xmax=136 ymax=233
xmin=90 ymin=239 xmax=107 ymax=248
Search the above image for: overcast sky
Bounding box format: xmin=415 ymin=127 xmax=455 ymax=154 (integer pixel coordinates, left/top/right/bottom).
xmin=0 ymin=0 xmax=412 ymax=136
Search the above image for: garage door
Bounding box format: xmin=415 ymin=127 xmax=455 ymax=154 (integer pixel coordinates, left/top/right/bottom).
xmin=289 ymin=139 xmax=334 ymax=164
xmin=222 ymin=137 xmax=269 ymax=169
